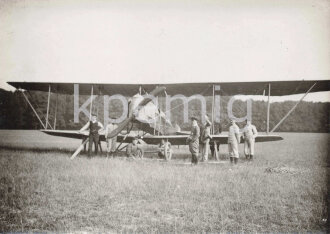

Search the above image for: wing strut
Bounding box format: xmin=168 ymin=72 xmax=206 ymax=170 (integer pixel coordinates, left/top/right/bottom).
xmin=54 ymin=92 xmax=58 ymax=130
xmin=89 ymin=85 xmax=93 ymax=119
xmin=266 ymin=83 xmax=271 ymax=133
xmin=270 ymin=82 xmax=317 ymax=132
xmin=45 ymin=85 xmax=51 ymax=129
xmin=211 ymin=84 xmax=215 ymax=134
xmin=21 ymin=91 xmax=46 ymax=129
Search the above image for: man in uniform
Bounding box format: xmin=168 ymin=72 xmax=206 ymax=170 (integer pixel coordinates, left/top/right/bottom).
xmin=200 ymin=118 xmax=212 ymax=162
xmin=186 ymin=116 xmax=200 ymax=165
xmin=228 ymin=119 xmax=240 ymax=164
xmin=105 ymin=122 xmax=118 ymax=158
xmin=79 ymin=115 xmax=104 ymax=158
xmin=126 ymin=137 xmax=144 ymax=158
xmin=242 ymin=120 xmax=258 ymax=161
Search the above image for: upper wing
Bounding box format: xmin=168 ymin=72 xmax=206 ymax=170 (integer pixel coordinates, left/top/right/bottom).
xmin=8 ymin=80 xmax=330 ymax=96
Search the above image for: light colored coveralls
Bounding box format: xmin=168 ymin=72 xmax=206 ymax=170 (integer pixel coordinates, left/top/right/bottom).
xmin=187 ymin=123 xmax=200 ymax=164
xmin=201 ymin=125 xmax=211 ymax=161
xmin=105 ymin=123 xmax=117 ymax=155
xmin=228 ymin=123 xmax=240 ymax=158
xmin=242 ymin=124 xmax=258 ymax=157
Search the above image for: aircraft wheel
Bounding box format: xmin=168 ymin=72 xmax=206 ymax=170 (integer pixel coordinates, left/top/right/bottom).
xmin=137 ymin=149 xmax=144 ymax=159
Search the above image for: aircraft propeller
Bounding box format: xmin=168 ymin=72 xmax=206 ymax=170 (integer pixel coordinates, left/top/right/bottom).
xmin=107 ymin=86 xmax=166 ymax=138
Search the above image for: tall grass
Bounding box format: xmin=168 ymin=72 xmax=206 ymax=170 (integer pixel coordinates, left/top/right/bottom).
xmin=0 ymin=131 xmax=328 ymax=232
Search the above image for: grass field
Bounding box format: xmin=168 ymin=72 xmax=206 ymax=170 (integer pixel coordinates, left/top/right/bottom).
xmin=0 ymin=130 xmax=328 ymax=232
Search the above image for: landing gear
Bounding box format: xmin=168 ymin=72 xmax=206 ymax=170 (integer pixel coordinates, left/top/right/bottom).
xmin=164 ymin=142 xmax=172 ymax=161
xmin=137 ymin=148 xmax=144 ymax=159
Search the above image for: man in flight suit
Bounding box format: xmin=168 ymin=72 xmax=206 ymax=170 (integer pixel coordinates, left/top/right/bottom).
xmin=105 ymin=122 xmax=118 ymax=158
xmin=228 ymin=119 xmax=240 ymax=164
xmin=242 ymin=120 xmax=258 ymax=161
xmin=200 ymin=118 xmax=212 ymax=162
xmin=79 ymin=115 xmax=104 ymax=158
xmin=186 ymin=117 xmax=200 ymax=165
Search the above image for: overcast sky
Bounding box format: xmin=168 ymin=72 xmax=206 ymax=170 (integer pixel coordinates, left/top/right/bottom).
xmin=0 ymin=0 xmax=329 ymax=102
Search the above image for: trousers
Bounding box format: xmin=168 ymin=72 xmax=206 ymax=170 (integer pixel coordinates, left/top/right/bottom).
xmin=88 ymin=134 xmax=99 ymax=156
xmin=228 ymin=141 xmax=239 ymax=158
xmin=244 ymin=138 xmax=255 ymax=155
xmin=106 ymin=137 xmax=117 ymax=153
xmin=201 ymin=139 xmax=210 ymax=161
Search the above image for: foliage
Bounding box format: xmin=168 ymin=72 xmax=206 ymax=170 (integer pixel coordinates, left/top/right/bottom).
xmin=0 ymin=89 xmax=329 ymax=132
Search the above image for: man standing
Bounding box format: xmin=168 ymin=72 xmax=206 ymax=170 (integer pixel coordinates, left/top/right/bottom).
xmin=186 ymin=117 xmax=200 ymax=165
xmin=105 ymin=122 xmax=118 ymax=158
xmin=242 ymin=120 xmax=258 ymax=161
xmin=228 ymin=119 xmax=240 ymax=164
xmin=126 ymin=137 xmax=144 ymax=158
xmin=79 ymin=115 xmax=104 ymax=158
xmin=200 ymin=118 xmax=212 ymax=162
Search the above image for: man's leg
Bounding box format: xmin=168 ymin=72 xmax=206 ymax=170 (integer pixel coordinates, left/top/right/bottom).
xmin=250 ymin=139 xmax=255 ymax=161
xmin=244 ymin=141 xmax=249 ymax=159
xmin=228 ymin=143 xmax=233 ymax=162
xmin=88 ymin=136 xmax=93 ymax=157
xmin=106 ymin=138 xmax=111 ymax=157
xmin=232 ymin=142 xmax=239 ymax=164
xmin=94 ymin=135 xmax=99 ymax=155
xmin=210 ymin=143 xmax=215 ymax=158
xmin=201 ymin=144 xmax=205 ymax=161
xmin=111 ymin=137 xmax=117 ymax=155
xmin=193 ymin=153 xmax=198 ymax=164
xmin=204 ymin=140 xmax=209 ymax=161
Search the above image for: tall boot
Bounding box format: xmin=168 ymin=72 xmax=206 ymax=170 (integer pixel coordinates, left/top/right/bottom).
xmin=250 ymin=155 xmax=253 ymax=161
xmin=234 ymin=158 xmax=238 ymax=164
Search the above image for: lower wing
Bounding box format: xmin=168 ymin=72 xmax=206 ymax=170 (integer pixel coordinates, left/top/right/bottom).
xmin=140 ymin=134 xmax=283 ymax=145
xmin=41 ymin=130 xmax=283 ymax=145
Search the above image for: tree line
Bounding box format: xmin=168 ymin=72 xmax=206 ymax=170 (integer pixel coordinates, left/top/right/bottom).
xmin=0 ymin=89 xmax=329 ymax=132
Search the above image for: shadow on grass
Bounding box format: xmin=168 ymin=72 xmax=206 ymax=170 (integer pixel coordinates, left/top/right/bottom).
xmin=0 ymin=145 xmax=129 ymax=158
xmin=0 ymin=145 xmax=74 ymax=155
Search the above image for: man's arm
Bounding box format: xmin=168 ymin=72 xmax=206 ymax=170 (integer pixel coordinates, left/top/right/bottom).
xmin=235 ymin=126 xmax=240 ymax=143
xmin=252 ymin=125 xmax=258 ymax=138
xmin=205 ymin=127 xmax=211 ymax=139
xmin=191 ymin=126 xmax=200 ymax=141
xmin=79 ymin=122 xmax=90 ymax=132
xmin=98 ymin=122 xmax=104 ymax=134
xmin=241 ymin=127 xmax=246 ymax=140
xmin=105 ymin=125 xmax=108 ymax=138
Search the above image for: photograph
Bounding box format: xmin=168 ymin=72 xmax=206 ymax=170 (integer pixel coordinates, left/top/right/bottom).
xmin=0 ymin=0 xmax=329 ymax=232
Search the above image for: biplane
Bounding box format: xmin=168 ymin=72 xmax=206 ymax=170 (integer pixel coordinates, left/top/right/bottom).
xmin=7 ymin=80 xmax=330 ymax=160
